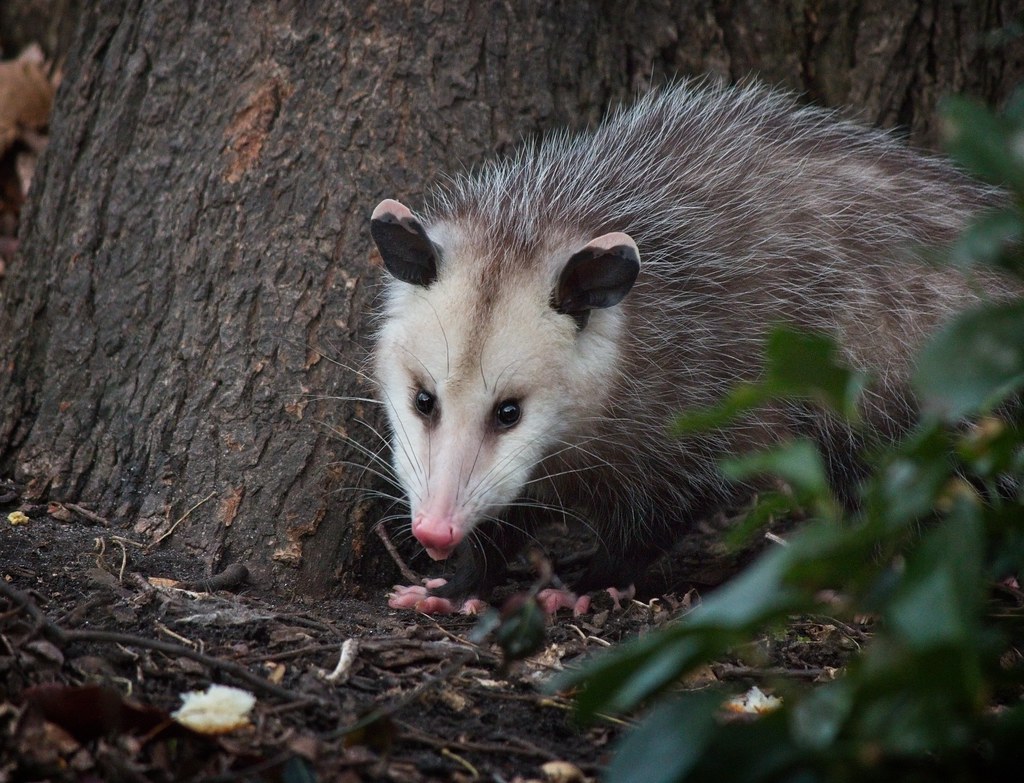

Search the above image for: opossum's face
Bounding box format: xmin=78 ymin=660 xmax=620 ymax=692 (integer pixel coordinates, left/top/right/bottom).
xmin=370 ymin=199 xmax=639 ymax=560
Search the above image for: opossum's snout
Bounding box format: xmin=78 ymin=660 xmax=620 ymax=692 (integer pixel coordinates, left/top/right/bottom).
xmin=403 ymin=389 xmax=526 ymax=560
xmin=411 ymin=513 xmax=462 ymax=560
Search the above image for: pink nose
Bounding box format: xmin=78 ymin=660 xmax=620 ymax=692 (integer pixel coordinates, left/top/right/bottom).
xmin=411 ymin=515 xmax=462 ymax=559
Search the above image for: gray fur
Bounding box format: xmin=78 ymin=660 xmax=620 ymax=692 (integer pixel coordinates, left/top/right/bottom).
xmin=377 ymin=81 xmax=1007 ymax=597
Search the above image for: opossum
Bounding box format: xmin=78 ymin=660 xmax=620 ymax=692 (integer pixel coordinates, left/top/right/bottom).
xmin=369 ymin=81 xmax=1002 ymax=614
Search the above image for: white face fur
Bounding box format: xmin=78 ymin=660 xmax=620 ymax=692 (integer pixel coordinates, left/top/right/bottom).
xmin=369 ymin=198 xmax=639 ymax=562
xmin=373 ymin=215 xmax=632 ymax=561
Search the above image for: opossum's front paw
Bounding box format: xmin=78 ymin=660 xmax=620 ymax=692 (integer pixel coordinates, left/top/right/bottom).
xmin=388 ymin=584 xmax=456 ymax=614
xmin=606 ymin=584 xmax=636 ymax=608
xmin=537 ymin=588 xmax=592 ymax=616
xmin=387 ymin=579 xmax=487 ymax=615
xmin=536 ymin=584 xmax=637 ymax=615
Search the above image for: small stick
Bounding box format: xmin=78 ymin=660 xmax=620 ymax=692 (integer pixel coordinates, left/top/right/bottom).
xmin=440 ymin=748 xmax=479 ymax=778
xmin=156 ymin=622 xmax=201 ymax=650
xmin=329 ymin=651 xmax=474 ymax=740
xmin=397 ymin=720 xmax=555 ymax=761
xmin=711 ymin=662 xmax=833 ymax=681
xmin=764 ymin=531 xmax=789 ymax=547
xmin=323 ymin=638 xmax=360 ymax=683
xmin=62 ymin=629 xmax=314 ymax=702
xmin=0 ymin=579 xmax=314 ymax=704
xmin=149 ymin=491 xmax=216 ymax=549
xmin=63 ymin=502 xmax=111 ymax=527
xmin=376 ymin=524 xmax=419 ymax=584
xmin=116 ymin=539 xmax=128 ymax=581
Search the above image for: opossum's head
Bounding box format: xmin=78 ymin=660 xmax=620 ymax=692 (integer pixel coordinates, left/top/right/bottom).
xmin=370 ymin=199 xmax=639 ymax=560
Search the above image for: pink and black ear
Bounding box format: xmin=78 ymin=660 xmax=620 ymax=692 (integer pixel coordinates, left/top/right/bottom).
xmin=370 ymin=199 xmax=439 ymax=287
xmin=554 ymin=232 xmax=640 ymax=329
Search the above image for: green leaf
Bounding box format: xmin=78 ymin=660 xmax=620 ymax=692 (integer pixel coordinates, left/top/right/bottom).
xmin=1002 ymin=83 xmax=1024 ymax=125
xmin=559 ymin=547 xmax=809 ymax=718
xmin=957 ymin=417 xmax=1024 ymax=477
xmin=493 ymin=596 xmax=548 ymax=661
xmin=781 ymin=520 xmax=886 ymax=591
xmin=722 ymin=440 xmax=831 ymax=499
xmin=885 ymin=501 xmax=984 ymax=650
xmin=605 ymin=693 xmax=720 ymax=783
xmin=559 ymin=627 xmax=699 ymax=717
xmin=940 ymin=95 xmax=1024 ymax=193
xmin=865 ymin=424 xmax=955 ymax=527
xmin=672 ymin=329 xmax=865 ymax=434
xmin=762 ymin=328 xmax=866 ymax=419
xmin=724 ymin=491 xmax=804 ymax=548
xmin=685 ymin=546 xmax=807 ymax=629
xmin=281 ymin=756 xmax=318 ymax=783
xmin=948 ymin=207 xmax=1024 ymax=275
xmin=789 ymin=680 xmax=855 ymax=751
xmin=913 ymin=300 xmax=1024 ymax=420
xmin=985 ymin=505 xmax=1024 ymax=576
xmin=672 ymin=384 xmax=768 ymax=434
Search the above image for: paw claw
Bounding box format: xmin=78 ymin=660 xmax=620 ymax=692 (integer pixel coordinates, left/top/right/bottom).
xmin=606 ymin=584 xmax=636 ymax=609
xmin=387 ymin=582 xmax=485 ymax=615
xmin=537 ymin=588 xmax=580 ymax=615
xmin=460 ymin=598 xmax=488 ymax=615
xmin=532 ymin=585 xmax=634 ymax=615
xmin=572 ymin=595 xmax=592 ymax=616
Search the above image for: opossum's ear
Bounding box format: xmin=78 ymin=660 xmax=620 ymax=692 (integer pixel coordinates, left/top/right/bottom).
xmin=371 ymin=199 xmax=439 ymax=287
xmin=555 ymin=232 xmax=640 ymax=326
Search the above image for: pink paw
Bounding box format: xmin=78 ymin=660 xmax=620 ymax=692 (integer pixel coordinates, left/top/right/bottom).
xmin=460 ymin=598 xmax=488 ymax=615
xmin=387 ymin=579 xmax=487 ymax=615
xmin=607 ymin=584 xmax=636 ymax=609
xmin=537 ymin=588 xmax=592 ymax=616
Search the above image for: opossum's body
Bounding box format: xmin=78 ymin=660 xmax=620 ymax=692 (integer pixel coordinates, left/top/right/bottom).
xmin=370 ymin=82 xmax=1002 ymax=612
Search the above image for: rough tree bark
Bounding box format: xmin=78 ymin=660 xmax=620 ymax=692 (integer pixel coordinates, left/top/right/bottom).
xmin=1 ymin=1 xmax=1021 ymax=596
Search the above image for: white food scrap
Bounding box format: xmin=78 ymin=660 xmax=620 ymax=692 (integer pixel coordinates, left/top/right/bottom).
xmin=171 ymin=684 xmax=256 ymax=734
xmin=723 ymin=685 xmax=783 ymax=715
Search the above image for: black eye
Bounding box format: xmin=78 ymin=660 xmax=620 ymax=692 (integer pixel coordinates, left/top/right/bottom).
xmin=495 ymin=399 xmax=521 ymax=429
xmin=414 ymin=389 xmax=436 ymax=417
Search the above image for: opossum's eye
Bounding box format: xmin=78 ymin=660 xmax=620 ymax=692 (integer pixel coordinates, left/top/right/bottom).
xmin=495 ymin=399 xmax=521 ymax=429
xmin=414 ymin=389 xmax=436 ymax=418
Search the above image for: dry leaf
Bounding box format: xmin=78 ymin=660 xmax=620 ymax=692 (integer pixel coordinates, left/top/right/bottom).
xmin=0 ymin=46 xmax=54 ymax=157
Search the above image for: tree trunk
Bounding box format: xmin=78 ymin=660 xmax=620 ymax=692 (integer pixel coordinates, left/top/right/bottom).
xmin=1 ymin=1 xmax=1021 ymax=596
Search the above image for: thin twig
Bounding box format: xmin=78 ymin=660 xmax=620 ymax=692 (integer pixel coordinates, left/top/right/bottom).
xmin=149 ymin=491 xmax=216 ymax=549
xmin=376 ymin=524 xmax=419 ymax=584
xmin=441 ymin=747 xmax=479 ymax=778
xmin=114 ymin=538 xmax=128 ymax=581
xmin=396 ymin=719 xmax=556 ymax=760
xmin=328 ymin=650 xmax=475 ymax=739
xmin=711 ymin=662 xmax=833 ymax=682
xmin=323 ymin=638 xmax=360 ymax=683
xmin=63 ymin=502 xmax=111 ymax=527
xmin=0 ymin=578 xmax=315 ymax=705
xmin=764 ymin=531 xmax=789 ymax=547
xmin=62 ymin=629 xmax=316 ymax=702
xmin=0 ymin=579 xmax=52 ymax=632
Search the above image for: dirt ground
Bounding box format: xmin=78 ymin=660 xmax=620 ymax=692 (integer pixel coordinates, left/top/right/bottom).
xmin=0 ymin=482 xmax=864 ymax=783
